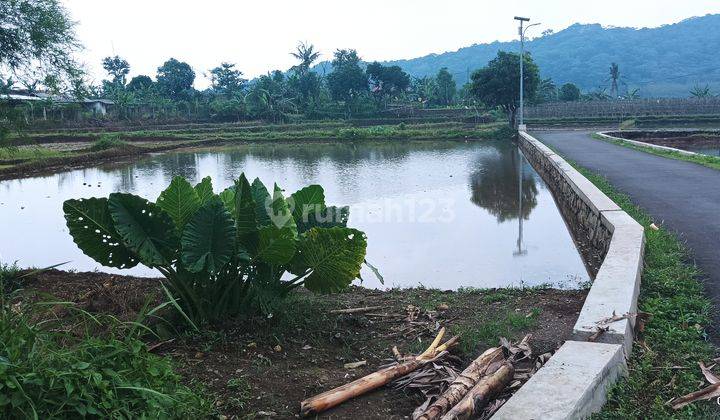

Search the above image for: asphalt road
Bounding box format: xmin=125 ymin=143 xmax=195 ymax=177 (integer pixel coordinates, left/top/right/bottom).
xmin=532 ymin=129 xmax=720 ymax=337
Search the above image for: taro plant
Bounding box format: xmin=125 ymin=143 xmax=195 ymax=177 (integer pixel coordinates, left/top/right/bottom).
xmin=63 ymin=174 xmax=377 ymax=326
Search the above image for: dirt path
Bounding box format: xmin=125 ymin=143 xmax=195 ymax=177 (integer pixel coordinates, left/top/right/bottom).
xmin=532 ymin=129 xmax=720 ymax=338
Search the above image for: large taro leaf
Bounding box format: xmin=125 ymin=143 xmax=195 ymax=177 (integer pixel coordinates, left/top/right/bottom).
xmin=218 ymin=185 xmax=236 ymax=216
xmin=63 ymin=198 xmax=139 ymax=269
xmin=156 ymin=176 xmax=201 ymax=231
xmin=234 ymin=174 xmax=259 ymax=252
xmin=297 ymin=227 xmax=367 ymax=293
xmin=181 ymin=196 xmax=237 ymax=273
xmin=304 ymin=205 xmax=349 ymax=230
xmin=289 ymin=185 xmax=325 ymax=233
xmin=194 ymin=176 xmax=214 ymax=206
xmin=250 ymin=178 xmax=272 ymax=227
xmin=256 ymin=225 xmax=296 ymax=266
xmin=269 ymin=184 xmax=297 ymax=236
xmin=108 ymin=193 xmax=178 ymax=267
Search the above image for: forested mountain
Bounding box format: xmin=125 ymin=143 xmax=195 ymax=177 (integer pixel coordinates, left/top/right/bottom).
xmin=378 ymin=14 xmax=720 ymax=98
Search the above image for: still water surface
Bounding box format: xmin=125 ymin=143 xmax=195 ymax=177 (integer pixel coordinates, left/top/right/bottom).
xmin=0 ymin=140 xmax=589 ymax=289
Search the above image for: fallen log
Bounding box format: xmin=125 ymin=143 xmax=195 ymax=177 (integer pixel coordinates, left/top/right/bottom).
xmin=439 ymin=362 xmax=514 ymax=420
xmin=299 ymin=327 xmax=458 ymax=417
xmin=415 ymin=347 xmax=504 ymax=420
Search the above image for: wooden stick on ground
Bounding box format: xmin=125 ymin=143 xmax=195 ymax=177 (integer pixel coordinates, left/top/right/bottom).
xmin=415 ymin=347 xmax=504 ymax=420
xmin=329 ymin=305 xmax=384 ymax=314
xmin=439 ymin=362 xmax=514 ymax=420
xmin=299 ymin=328 xmax=458 ymax=417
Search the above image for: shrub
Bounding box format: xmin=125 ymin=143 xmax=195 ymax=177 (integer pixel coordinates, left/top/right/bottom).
xmin=89 ymin=134 xmax=128 ymax=152
xmin=0 ymin=291 xmax=211 ymax=418
xmin=63 ymin=174 xmax=375 ymax=326
xmin=337 ymin=127 xmax=366 ymax=140
xmin=0 ymin=262 xmax=20 ymax=294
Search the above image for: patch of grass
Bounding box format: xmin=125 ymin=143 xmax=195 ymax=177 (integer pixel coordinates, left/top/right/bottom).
xmin=226 ymin=375 xmax=252 ymax=409
xmin=562 ymin=162 xmax=717 ymax=418
xmin=619 ymin=119 xmax=636 ymax=130
xmin=592 ymin=133 xmax=720 ymax=171
xmin=89 ymin=134 xmax=129 ymax=152
xmin=0 ymin=146 xmax=61 ymax=161
xmin=393 ymin=287 xmax=459 ymax=311
xmin=0 ymin=290 xmax=213 ymax=418
xmin=482 ymin=292 xmax=512 ymax=304
xmin=451 ymin=309 xmax=541 ymax=355
xmin=0 ymin=261 xmax=21 ymax=293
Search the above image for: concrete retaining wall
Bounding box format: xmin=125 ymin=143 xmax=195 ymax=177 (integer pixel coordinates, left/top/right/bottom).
xmin=492 ymin=131 xmax=645 ymax=419
xmin=596 ymin=131 xmax=700 ymax=156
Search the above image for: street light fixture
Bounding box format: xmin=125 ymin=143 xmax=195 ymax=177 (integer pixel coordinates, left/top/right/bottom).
xmin=514 ymin=17 xmax=540 ymax=131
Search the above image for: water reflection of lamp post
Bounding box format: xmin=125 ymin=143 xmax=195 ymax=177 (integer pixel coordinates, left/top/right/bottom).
xmin=514 ymin=147 xmax=527 ymax=257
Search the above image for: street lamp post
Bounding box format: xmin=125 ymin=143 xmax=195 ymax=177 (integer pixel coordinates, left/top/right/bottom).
xmin=514 ymin=17 xmax=540 ymax=131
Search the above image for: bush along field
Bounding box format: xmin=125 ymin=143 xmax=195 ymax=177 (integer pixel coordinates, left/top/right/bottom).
xmin=0 ymin=268 xmax=212 ymax=418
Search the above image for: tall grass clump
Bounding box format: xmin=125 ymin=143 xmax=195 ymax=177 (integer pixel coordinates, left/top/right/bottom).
xmin=0 ymin=287 xmax=212 ymax=418
xmin=89 ymin=134 xmax=129 ymax=152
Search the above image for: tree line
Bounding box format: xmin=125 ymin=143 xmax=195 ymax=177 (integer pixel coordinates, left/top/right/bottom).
xmin=93 ymin=44 xmax=469 ymax=122
xmin=0 ymin=0 xmax=645 ymax=129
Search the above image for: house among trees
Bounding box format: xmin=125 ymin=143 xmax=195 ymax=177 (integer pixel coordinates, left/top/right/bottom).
xmin=0 ymin=90 xmax=115 ymax=116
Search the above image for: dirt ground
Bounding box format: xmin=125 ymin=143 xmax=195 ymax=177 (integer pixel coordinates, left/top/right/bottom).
xmin=608 ymin=130 xmax=720 ymax=150
xmin=21 ymin=270 xmax=587 ymax=419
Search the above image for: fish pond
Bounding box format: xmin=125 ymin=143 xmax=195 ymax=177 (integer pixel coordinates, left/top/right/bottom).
xmin=0 ymin=140 xmax=590 ymax=289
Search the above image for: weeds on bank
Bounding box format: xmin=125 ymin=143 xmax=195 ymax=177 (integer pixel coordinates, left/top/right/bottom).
xmin=569 ymin=166 xmax=717 ymax=418
xmin=591 ymin=133 xmax=720 ymax=171
xmin=0 ymin=146 xmax=61 ymax=161
xmin=0 ymin=279 xmax=213 ymax=418
xmin=64 ymin=122 xmax=509 ymax=143
xmin=89 ymin=133 xmax=129 ymax=151
xmin=0 ymin=262 xmax=21 ymax=293
xmin=451 ymin=309 xmax=541 ymax=355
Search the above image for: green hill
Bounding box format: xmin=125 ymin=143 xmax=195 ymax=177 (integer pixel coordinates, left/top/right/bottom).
xmin=380 ymin=14 xmax=720 ymax=98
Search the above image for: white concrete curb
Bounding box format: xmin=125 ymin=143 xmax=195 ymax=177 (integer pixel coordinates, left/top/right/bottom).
xmin=492 ymin=131 xmax=645 ymax=419
xmin=493 ymin=341 xmax=627 ymax=420
xmin=596 ymin=131 xmax=700 ymax=156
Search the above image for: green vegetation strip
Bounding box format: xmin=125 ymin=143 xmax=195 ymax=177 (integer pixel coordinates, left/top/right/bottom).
xmin=0 ymin=146 xmax=62 ymax=161
xmin=0 ymin=267 xmax=212 ymax=418
xmin=591 ymin=133 xmax=720 ymax=171
xmin=24 ymin=122 xmax=508 ymax=143
xmin=562 ymin=164 xmax=717 ymax=418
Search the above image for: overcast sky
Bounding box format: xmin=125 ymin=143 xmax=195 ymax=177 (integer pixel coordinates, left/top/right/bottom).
xmin=64 ymin=0 xmax=720 ymax=88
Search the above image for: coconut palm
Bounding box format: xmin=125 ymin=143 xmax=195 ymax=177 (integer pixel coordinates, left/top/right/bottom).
xmin=690 ymin=84 xmax=713 ymax=98
xmin=609 ymin=63 xmax=620 ymax=99
xmin=290 ymin=42 xmax=321 ymax=75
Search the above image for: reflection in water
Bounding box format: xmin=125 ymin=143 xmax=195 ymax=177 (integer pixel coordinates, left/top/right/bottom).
xmin=469 ymin=143 xmax=538 ymax=222
xmin=0 ymin=140 xmax=589 ymax=290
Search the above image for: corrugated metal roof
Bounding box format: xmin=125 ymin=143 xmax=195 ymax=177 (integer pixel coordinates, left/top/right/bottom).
xmin=0 ymin=93 xmax=114 ymax=104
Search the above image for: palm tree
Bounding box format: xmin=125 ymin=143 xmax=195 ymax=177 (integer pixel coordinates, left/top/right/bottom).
xmin=290 ymin=42 xmax=320 ymax=75
xmin=609 ymin=63 xmax=620 ymax=99
xmin=690 ymin=84 xmax=713 ymax=98
xmin=625 ymin=88 xmax=640 ymax=100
